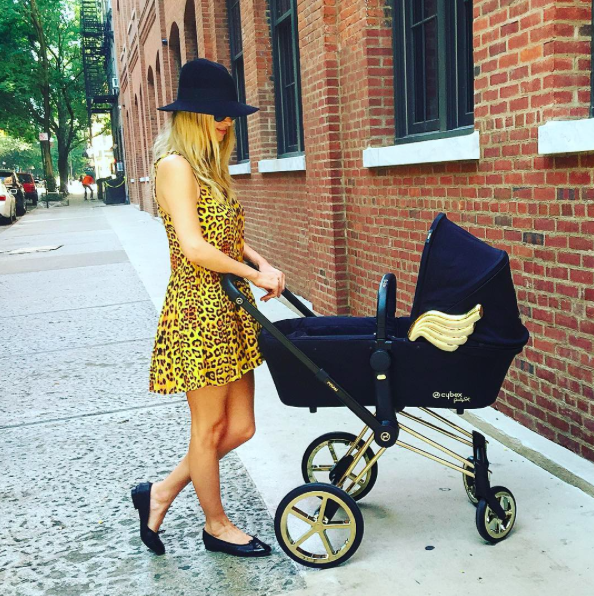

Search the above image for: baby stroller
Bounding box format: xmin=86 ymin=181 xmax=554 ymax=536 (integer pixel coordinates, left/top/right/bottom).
xmin=222 ymin=213 xmax=529 ymax=569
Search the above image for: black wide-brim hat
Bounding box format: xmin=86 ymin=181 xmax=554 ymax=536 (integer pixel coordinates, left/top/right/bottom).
xmin=157 ymin=58 xmax=259 ymax=117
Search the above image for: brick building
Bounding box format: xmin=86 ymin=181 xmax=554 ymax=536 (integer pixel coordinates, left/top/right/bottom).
xmin=112 ymin=0 xmax=594 ymax=462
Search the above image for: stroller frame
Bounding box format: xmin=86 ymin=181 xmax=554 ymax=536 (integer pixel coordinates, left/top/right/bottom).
xmin=329 ymin=408 xmax=492 ymax=506
xmin=223 ymin=265 xmax=506 ymax=520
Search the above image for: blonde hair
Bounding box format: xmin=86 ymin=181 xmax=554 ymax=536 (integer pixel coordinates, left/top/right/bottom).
xmin=152 ymin=111 xmax=237 ymax=206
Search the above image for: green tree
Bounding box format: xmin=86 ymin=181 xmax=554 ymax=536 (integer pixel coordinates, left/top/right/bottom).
xmin=0 ymin=132 xmax=42 ymax=174
xmin=0 ymin=131 xmax=88 ymax=183
xmin=0 ymin=0 xmax=87 ymax=193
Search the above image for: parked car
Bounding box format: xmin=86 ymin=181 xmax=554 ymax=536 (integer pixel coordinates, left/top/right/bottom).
xmin=17 ymin=172 xmax=38 ymax=205
xmin=0 ymin=179 xmax=17 ymax=224
xmin=0 ymin=169 xmax=26 ymax=216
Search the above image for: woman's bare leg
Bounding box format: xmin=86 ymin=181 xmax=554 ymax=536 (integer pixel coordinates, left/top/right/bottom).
xmin=203 ymin=369 xmax=255 ymax=543
xmin=148 ymin=371 xmax=257 ymax=542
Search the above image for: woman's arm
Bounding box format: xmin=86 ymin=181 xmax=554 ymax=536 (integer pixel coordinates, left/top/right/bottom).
xmin=244 ymin=242 xmax=286 ymax=296
xmin=243 ymin=242 xmax=270 ymax=269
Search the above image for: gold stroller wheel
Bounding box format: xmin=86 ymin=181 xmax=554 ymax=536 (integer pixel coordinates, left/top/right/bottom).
xmin=274 ymin=482 xmax=364 ymax=569
xmin=475 ymin=486 xmax=517 ymax=544
xmin=301 ymin=432 xmax=379 ymax=501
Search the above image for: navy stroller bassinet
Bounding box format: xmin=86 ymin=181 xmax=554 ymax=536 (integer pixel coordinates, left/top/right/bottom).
xmin=258 ymin=214 xmax=529 ymax=411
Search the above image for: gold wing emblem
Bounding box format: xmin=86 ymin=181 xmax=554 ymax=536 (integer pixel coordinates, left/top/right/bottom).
xmin=408 ymin=305 xmax=483 ymax=352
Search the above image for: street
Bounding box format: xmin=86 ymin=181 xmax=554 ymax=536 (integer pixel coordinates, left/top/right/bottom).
xmin=1 ymin=194 xmax=593 ymax=596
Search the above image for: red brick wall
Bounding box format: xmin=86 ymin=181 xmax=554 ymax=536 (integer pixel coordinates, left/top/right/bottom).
xmin=467 ymin=0 xmax=594 ymax=459
xmin=235 ymin=0 xmax=310 ymax=298
xmin=112 ymin=0 xmax=594 ymax=462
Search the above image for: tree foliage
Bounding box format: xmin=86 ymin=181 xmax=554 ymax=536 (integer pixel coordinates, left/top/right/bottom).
xmin=0 ymin=133 xmax=42 ymax=172
xmin=0 ymin=0 xmax=87 ymax=191
xmin=0 ymin=131 xmax=89 ymax=178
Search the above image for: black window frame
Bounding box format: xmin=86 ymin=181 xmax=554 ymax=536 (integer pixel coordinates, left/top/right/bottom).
xmin=392 ymin=0 xmax=475 ymax=145
xmin=269 ymin=0 xmax=305 ymax=157
xmin=226 ymin=0 xmax=250 ymax=163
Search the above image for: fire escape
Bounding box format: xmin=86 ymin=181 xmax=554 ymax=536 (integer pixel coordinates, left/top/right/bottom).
xmin=81 ymin=0 xmax=117 ymax=115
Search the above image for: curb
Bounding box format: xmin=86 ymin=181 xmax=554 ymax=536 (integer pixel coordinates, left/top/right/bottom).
xmin=462 ymin=409 xmax=594 ymax=498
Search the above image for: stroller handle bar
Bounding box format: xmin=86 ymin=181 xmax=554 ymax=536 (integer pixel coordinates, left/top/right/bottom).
xmin=221 ymin=261 xmax=405 ymax=444
xmin=222 ymin=260 xmax=317 ymax=318
xmin=223 ymin=261 xmax=397 ymax=343
xmin=221 ymin=262 xmax=382 ymax=432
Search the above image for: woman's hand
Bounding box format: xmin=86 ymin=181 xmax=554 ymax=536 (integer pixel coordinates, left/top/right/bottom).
xmin=254 ymin=263 xmax=286 ymax=302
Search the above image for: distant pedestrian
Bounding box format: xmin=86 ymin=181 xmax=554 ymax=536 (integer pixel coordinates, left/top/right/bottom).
xmin=131 ymin=58 xmax=285 ymax=559
xmin=82 ymin=174 xmax=94 ymax=200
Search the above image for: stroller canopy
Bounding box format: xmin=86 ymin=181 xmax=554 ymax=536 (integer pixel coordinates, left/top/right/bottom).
xmin=409 ymin=214 xmax=529 ymax=350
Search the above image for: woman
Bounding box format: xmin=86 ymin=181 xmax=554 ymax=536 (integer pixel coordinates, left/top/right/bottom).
xmin=131 ymin=58 xmax=286 ymax=558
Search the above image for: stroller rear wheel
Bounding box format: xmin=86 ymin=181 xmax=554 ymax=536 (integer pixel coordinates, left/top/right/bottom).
xmin=462 ymin=456 xmax=493 ymax=506
xmin=462 ymin=457 xmax=479 ymax=506
xmin=475 ymin=486 xmax=517 ymax=544
xmin=301 ymin=432 xmax=379 ymax=501
xmin=274 ymin=482 xmax=364 ymax=569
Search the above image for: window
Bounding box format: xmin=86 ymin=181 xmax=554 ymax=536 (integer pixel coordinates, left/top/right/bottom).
xmin=269 ymin=0 xmax=304 ymax=156
xmin=227 ymin=0 xmax=250 ymax=162
xmin=392 ymin=0 xmax=474 ymax=143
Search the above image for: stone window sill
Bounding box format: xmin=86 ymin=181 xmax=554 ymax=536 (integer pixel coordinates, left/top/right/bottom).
xmin=538 ymin=117 xmax=594 ymax=155
xmin=229 ymin=162 xmax=251 ymax=175
xmin=257 ymin=154 xmax=306 ymax=173
xmin=362 ymin=131 xmax=480 ymax=167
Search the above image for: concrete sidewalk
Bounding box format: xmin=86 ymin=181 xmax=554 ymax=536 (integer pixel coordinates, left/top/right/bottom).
xmin=1 ymin=195 xmax=593 ymax=596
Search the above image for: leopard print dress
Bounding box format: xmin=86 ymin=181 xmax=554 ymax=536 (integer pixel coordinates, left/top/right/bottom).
xmin=149 ymin=150 xmax=264 ymax=394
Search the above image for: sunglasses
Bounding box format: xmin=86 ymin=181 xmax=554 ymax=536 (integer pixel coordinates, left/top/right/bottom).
xmin=214 ymin=115 xmax=237 ymax=122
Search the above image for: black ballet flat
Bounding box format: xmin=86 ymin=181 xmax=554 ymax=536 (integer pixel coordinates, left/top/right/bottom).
xmin=131 ymin=482 xmax=165 ymax=555
xmin=202 ymin=528 xmax=272 ymax=557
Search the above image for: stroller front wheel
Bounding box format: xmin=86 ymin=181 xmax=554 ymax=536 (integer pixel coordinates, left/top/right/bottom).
xmin=475 ymin=486 xmax=517 ymax=544
xmin=274 ymin=482 xmax=364 ymax=569
xmin=301 ymin=431 xmax=379 ymax=501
